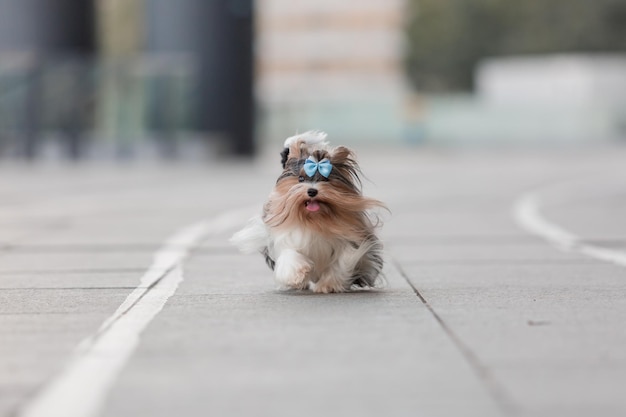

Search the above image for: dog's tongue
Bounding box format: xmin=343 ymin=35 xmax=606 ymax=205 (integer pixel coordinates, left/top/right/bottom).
xmin=306 ymin=200 xmax=320 ymax=212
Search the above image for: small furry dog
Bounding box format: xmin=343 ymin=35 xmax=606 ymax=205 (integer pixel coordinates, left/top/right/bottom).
xmin=231 ymin=131 xmax=386 ymax=293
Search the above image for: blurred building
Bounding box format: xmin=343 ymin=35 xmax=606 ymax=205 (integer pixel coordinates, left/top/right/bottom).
xmin=0 ymin=0 xmax=254 ymax=160
xmin=0 ymin=0 xmax=95 ymax=159
xmin=96 ymin=0 xmax=254 ymax=158
xmin=256 ymin=0 xmax=408 ymax=146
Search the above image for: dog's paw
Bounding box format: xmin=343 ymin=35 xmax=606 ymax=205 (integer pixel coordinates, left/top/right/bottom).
xmin=285 ymin=262 xmax=312 ymax=288
xmin=310 ymin=281 xmax=347 ymax=294
xmin=274 ymin=250 xmax=312 ymax=289
xmin=283 ymin=275 xmax=311 ymax=291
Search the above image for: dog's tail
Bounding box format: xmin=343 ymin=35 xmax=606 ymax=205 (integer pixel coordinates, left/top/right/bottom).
xmin=229 ymin=215 xmax=268 ymax=254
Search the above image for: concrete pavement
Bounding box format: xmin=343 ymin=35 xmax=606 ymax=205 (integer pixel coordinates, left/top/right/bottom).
xmin=1 ymin=146 xmax=626 ymax=417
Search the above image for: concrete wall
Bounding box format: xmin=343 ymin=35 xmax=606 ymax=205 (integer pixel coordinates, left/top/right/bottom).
xmin=477 ymin=55 xmax=626 ymax=106
xmin=417 ymin=55 xmax=626 ymax=146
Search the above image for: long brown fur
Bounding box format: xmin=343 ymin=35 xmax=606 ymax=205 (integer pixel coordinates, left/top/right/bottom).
xmin=263 ymin=139 xmax=385 ymax=242
xmin=231 ymin=132 xmax=386 ymax=292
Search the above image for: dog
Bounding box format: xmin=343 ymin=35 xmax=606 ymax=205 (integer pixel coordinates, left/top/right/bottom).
xmin=230 ymin=131 xmax=386 ymax=293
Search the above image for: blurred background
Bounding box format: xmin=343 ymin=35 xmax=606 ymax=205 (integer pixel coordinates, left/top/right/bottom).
xmin=0 ymin=0 xmax=625 ymax=161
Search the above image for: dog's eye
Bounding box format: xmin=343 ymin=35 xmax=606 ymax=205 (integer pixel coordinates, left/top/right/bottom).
xmin=298 ymin=176 xmax=305 ymax=183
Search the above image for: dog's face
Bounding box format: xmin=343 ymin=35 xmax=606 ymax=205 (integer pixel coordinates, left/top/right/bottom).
xmin=263 ymin=139 xmax=381 ymax=239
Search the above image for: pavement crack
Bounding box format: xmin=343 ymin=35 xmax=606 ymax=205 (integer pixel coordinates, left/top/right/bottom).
xmin=392 ymin=258 xmax=520 ymax=416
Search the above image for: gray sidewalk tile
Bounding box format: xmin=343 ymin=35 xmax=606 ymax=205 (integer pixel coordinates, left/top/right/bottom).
xmin=1 ymin=147 xmax=626 ymax=417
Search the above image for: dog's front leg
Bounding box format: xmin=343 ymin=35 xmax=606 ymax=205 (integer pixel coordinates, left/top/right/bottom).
xmin=274 ymin=249 xmax=313 ymax=290
xmin=310 ymin=265 xmax=351 ymax=293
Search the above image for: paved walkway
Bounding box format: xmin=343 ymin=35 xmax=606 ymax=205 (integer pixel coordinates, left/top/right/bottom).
xmin=1 ymin=146 xmax=626 ymax=417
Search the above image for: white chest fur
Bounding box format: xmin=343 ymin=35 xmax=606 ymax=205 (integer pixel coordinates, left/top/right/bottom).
xmin=270 ymin=228 xmax=338 ymax=275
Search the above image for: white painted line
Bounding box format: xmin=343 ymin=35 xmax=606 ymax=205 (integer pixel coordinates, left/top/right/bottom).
xmin=17 ymin=207 xmax=255 ymax=417
xmin=579 ymin=245 xmax=626 ymax=268
xmin=513 ymin=193 xmax=580 ymax=251
xmin=514 ymin=189 xmax=626 ymax=268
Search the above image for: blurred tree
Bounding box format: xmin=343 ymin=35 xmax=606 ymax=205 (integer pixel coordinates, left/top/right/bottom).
xmin=405 ymin=0 xmax=626 ymax=91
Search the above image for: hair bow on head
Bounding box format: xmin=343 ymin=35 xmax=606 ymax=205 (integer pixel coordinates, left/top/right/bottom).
xmin=303 ymin=158 xmax=333 ymax=178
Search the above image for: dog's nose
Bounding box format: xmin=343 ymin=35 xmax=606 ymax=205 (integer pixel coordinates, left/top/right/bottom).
xmin=307 ymin=188 xmax=318 ymax=197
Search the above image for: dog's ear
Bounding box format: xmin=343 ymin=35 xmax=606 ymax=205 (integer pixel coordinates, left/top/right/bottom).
xmin=280 ymin=147 xmax=289 ymax=169
xmin=281 ymin=139 xmax=310 ymax=168
xmin=330 ymin=146 xmax=362 ymax=189
xmin=330 ymin=146 xmax=356 ymax=164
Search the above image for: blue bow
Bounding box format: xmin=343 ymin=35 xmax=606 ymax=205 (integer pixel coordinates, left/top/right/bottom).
xmin=303 ymin=158 xmax=333 ymax=178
